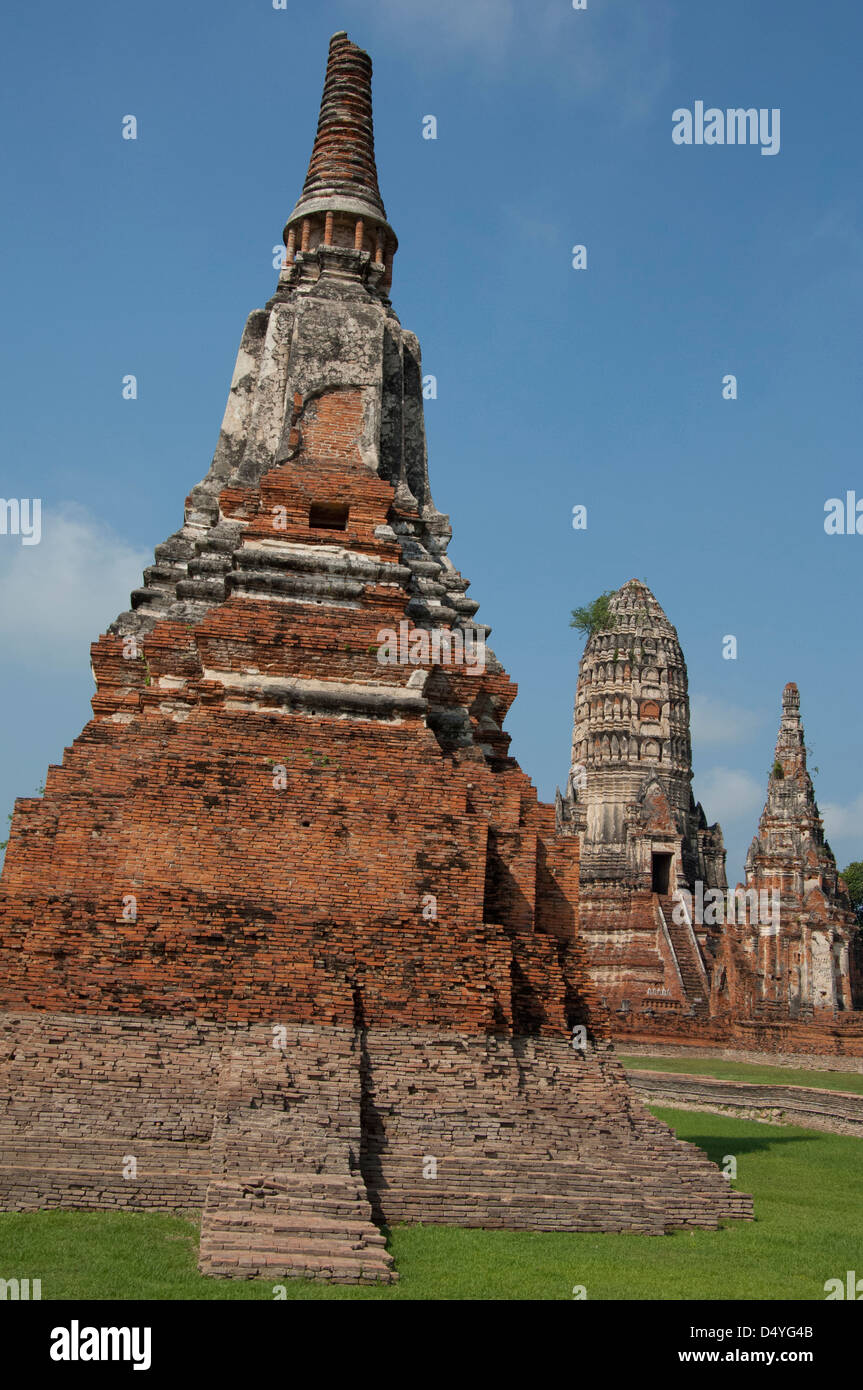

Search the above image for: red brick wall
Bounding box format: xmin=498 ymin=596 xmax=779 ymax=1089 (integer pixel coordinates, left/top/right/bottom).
xmin=0 ymin=433 xmax=590 ymax=1038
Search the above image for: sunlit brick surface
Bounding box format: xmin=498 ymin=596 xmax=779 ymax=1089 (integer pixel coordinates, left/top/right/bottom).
xmin=0 ymin=31 xmax=752 ymax=1277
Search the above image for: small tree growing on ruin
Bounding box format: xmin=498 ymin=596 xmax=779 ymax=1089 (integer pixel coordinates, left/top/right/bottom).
xmin=570 ymin=592 xmax=618 ymax=639
xmin=841 ymin=862 xmax=863 ymax=926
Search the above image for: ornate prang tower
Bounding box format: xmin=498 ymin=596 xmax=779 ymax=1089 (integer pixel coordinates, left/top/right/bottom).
xmin=559 ymin=579 xmax=726 ymax=1023
xmin=714 ymin=683 xmax=860 ymax=1019
xmin=0 ymin=36 xmax=750 ymax=1280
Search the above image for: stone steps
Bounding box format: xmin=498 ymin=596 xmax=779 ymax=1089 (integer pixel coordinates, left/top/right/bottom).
xmin=197 ymin=1174 xmax=397 ymax=1284
xmin=202 ymin=1251 xmax=393 ymax=1283
xmin=658 ymin=895 xmax=710 ymax=1018
xmin=204 ymin=1212 xmax=388 ymax=1241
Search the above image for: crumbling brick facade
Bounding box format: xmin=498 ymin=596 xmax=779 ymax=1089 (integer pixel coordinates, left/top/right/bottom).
xmin=0 ymin=32 xmax=751 ymax=1280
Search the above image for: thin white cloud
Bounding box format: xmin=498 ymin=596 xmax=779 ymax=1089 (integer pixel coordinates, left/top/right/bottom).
xmin=788 ymin=201 xmax=863 ymax=264
xmin=350 ymin=0 xmax=517 ymax=66
xmin=691 ymin=693 xmax=763 ymax=746
xmin=696 ymin=767 xmax=764 ymax=825
xmin=540 ymin=0 xmax=673 ymax=121
xmin=347 ymin=0 xmax=673 ymax=117
xmin=0 ymin=503 xmax=149 ymax=668
xmin=501 ymin=207 xmax=561 ymax=250
xmin=821 ymin=794 xmax=863 ymax=848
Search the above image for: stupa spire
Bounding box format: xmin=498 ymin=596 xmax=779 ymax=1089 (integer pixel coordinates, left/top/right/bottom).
xmin=770 ymin=681 xmax=808 ymax=782
xmin=282 ymin=32 xmax=397 ymax=288
xmin=735 ymin=683 xmax=860 ymax=1015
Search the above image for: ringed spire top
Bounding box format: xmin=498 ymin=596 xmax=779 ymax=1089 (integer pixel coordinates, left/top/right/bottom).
xmin=282 ymin=31 xmax=397 ymax=288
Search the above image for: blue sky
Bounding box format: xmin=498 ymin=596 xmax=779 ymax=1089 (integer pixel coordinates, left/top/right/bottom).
xmin=1 ymin=0 xmax=861 ymax=883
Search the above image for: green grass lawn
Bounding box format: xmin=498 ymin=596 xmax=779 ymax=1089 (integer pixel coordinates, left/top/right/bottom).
xmin=620 ymin=1054 xmax=863 ymax=1094
xmin=1 ymin=1109 xmax=860 ymax=1300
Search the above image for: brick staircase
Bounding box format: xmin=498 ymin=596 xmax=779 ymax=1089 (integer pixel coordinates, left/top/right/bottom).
xmin=657 ymin=894 xmax=710 ymax=1019
xmin=198 ymin=1175 xmax=397 ymax=1283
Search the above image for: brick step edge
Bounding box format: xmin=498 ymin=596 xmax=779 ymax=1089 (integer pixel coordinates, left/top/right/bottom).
xmin=201 ymin=1260 xmax=398 ymax=1284
xmin=199 ymin=1234 xmax=389 ymax=1259
xmin=202 ymin=1211 xmax=387 ymax=1238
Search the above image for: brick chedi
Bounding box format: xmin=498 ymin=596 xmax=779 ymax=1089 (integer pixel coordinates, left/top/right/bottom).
xmin=0 ymin=34 xmax=750 ymax=1281
xmin=711 ymin=683 xmax=861 ymax=1021
xmin=558 ymin=580 xmax=727 ymax=1025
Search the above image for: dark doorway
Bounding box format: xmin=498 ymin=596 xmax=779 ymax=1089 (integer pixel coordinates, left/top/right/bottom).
xmin=651 ymin=852 xmax=672 ymax=895
xmin=309 ymin=502 xmax=349 ymax=530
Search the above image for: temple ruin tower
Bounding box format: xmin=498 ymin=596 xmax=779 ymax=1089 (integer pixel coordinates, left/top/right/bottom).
xmin=714 ymin=683 xmax=860 ymax=1018
xmin=558 ymin=579 xmax=726 ymax=1023
xmin=120 ymin=31 xmax=459 ymax=638
xmin=0 ymin=35 xmax=751 ymax=1279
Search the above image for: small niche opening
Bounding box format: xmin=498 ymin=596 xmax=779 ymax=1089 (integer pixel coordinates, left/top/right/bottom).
xmin=309 ymin=502 xmax=349 ymax=530
xmin=651 ymin=852 xmax=672 ymax=895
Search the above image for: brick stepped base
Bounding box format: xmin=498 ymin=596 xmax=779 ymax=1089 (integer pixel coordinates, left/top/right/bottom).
xmin=0 ymin=1012 xmax=753 ymax=1275
xmin=361 ymin=1031 xmax=753 ymax=1232
xmin=365 ymin=1155 xmax=750 ymax=1232
xmin=198 ymin=1176 xmax=396 ymax=1283
xmin=0 ymin=1147 xmax=211 ymax=1211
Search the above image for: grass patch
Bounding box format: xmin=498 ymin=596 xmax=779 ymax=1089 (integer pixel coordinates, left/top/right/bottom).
xmin=620 ymin=1054 xmax=863 ymax=1095
xmin=0 ymin=1109 xmax=859 ymax=1299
